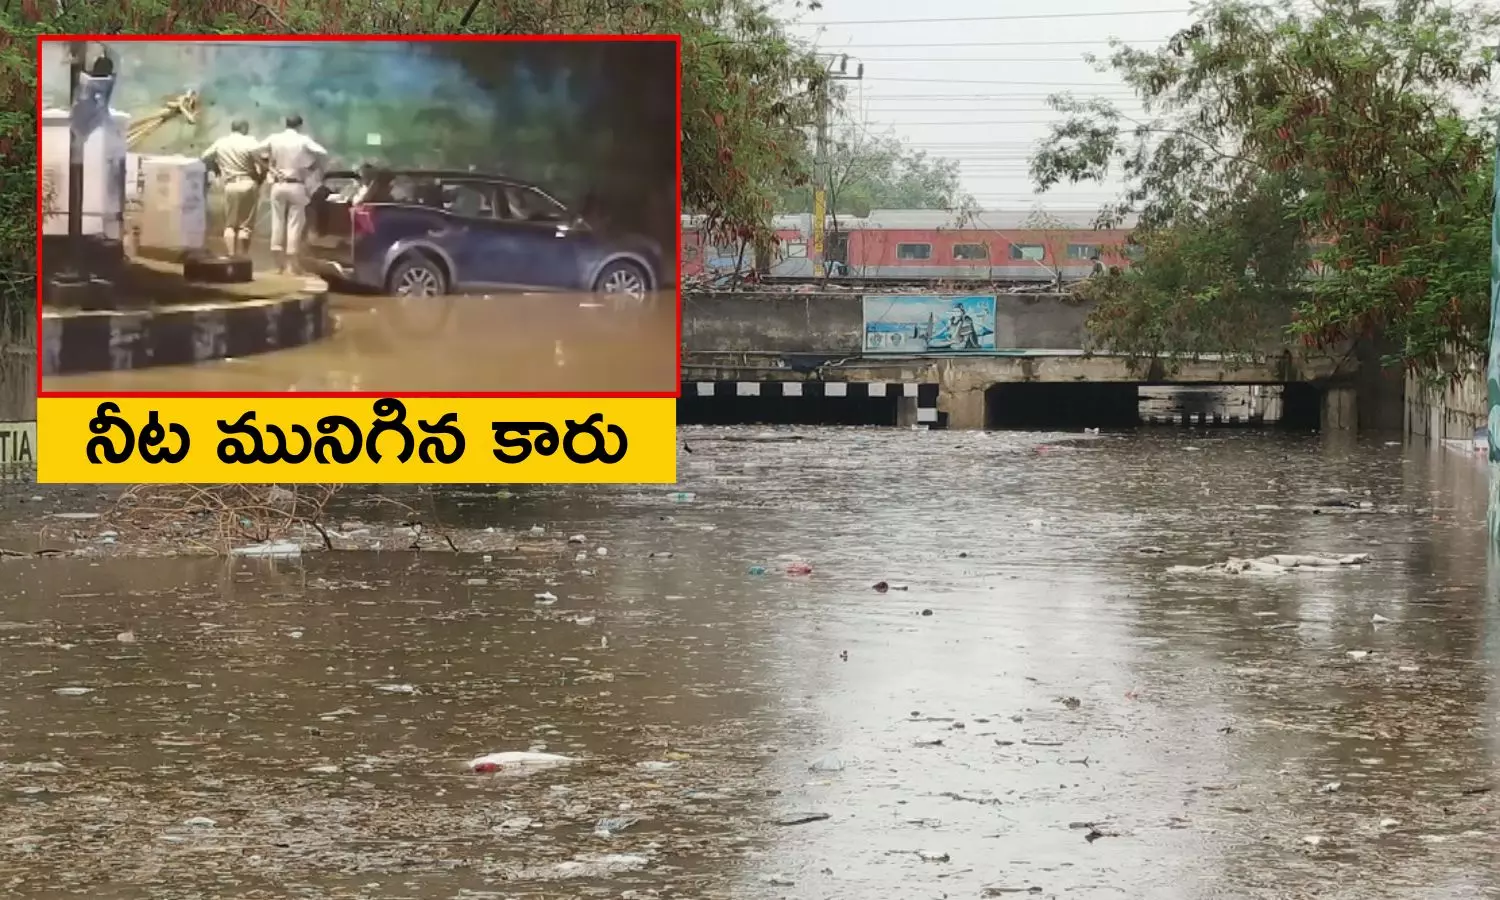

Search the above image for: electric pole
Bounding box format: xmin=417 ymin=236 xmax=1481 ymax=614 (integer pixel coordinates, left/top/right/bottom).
xmin=810 ymin=54 xmax=862 ymax=279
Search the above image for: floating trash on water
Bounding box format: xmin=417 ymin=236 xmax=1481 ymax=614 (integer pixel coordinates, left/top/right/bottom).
xmin=1371 ymin=613 xmax=1392 ymax=624
xmin=649 ymin=551 xmax=673 ymax=559
xmin=786 ymin=562 xmax=813 ymax=576
xmin=375 ymin=683 xmax=416 ymax=694
xmin=668 ymin=491 xmax=696 ymax=503
xmin=773 ymin=811 xmax=831 ymax=826
xmin=596 ymin=547 xmax=609 ymax=557
xmin=568 ymin=534 xmax=586 ymax=543
xmin=1346 ymin=650 xmax=1370 ymax=660
xmin=808 ymin=753 xmax=845 ymax=773
xmin=182 ymin=817 xmax=216 ymax=828
xmin=495 ymin=816 xmax=533 ymax=831
xmin=53 ymin=687 xmax=92 ymax=696
xmin=918 ymin=849 xmax=951 ymax=862
xmin=535 ymin=592 xmax=558 ymax=604
xmin=874 ymin=581 xmax=889 ymax=592
xmin=1380 ymin=818 xmax=1401 ymax=829
xmin=529 ymin=525 xmax=546 ymax=537
xmin=231 ymin=541 xmax=301 ymax=558
xmin=1319 ymin=781 xmax=1342 ymax=793
xmin=1302 ymin=835 xmax=1325 ymax=846
xmin=464 ymin=577 xmax=489 ymax=586
xmin=469 ymin=751 xmax=578 ymax=773
xmin=306 ymin=765 xmax=340 ymax=774
xmin=637 ymin=760 xmax=677 ymax=771
xmin=594 ymin=815 xmax=640 ymax=837
xmin=115 ymin=631 xmax=135 ymax=643
xmin=747 ymin=565 xmax=767 ymax=576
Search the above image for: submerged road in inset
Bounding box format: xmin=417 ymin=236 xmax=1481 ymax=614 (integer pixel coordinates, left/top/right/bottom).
xmin=1 ymin=430 xmax=1497 ymax=898
xmin=41 ymin=290 xmax=678 ymax=394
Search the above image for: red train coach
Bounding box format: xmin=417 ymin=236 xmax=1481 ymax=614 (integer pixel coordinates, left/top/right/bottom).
xmin=682 ymin=208 xmax=1137 ymax=282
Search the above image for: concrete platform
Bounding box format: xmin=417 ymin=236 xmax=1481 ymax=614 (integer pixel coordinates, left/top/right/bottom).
xmin=41 ymin=259 xmax=331 ymax=376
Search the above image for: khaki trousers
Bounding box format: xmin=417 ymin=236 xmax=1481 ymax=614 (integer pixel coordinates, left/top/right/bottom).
xmin=222 ymin=177 xmax=259 ymax=252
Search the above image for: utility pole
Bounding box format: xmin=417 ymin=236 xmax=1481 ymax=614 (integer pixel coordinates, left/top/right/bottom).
xmin=810 ymin=54 xmax=862 ymax=279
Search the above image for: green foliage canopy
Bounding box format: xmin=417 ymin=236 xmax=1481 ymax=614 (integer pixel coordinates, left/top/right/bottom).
xmin=1029 ymin=0 xmax=1498 ymax=375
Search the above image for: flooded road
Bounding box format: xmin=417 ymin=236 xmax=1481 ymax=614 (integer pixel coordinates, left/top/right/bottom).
xmin=42 ymin=290 xmax=678 ymax=394
xmin=3 ymin=429 xmax=1499 ymax=898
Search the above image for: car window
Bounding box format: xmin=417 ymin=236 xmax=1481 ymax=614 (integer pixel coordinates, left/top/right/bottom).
xmin=371 ymin=174 xmax=443 ymax=208
xmin=501 ymin=185 xmax=568 ymax=222
xmin=440 ymin=181 xmax=496 ymax=219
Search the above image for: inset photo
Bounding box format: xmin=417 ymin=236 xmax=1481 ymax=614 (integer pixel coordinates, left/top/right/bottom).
xmin=36 ymin=36 xmax=679 ymax=396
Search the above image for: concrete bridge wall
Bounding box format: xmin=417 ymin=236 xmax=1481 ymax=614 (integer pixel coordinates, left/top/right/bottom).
xmin=681 ymin=289 xmax=1385 ymax=431
xmin=683 ymin=290 xmax=1099 ymax=354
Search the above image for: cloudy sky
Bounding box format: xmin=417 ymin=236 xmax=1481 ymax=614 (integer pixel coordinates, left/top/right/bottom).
xmin=778 ymin=0 xmax=1197 ymax=214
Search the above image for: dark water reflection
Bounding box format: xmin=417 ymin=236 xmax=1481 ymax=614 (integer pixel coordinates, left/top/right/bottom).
xmin=2 ymin=430 xmax=1498 ymax=898
xmin=41 ymin=290 xmax=678 ymax=394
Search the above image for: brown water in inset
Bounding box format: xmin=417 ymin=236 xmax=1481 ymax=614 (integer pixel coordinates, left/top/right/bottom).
xmin=41 ymin=291 xmax=678 ymax=394
xmin=2 ymin=430 xmax=1498 ymax=898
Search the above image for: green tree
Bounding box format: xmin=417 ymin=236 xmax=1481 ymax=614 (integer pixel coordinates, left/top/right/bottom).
xmin=778 ymin=125 xmax=975 ymax=220
xmin=1029 ymin=0 xmax=1498 ymax=376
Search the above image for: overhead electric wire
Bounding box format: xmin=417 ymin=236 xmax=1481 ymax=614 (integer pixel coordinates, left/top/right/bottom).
xmin=797 ymin=8 xmax=1190 ymax=25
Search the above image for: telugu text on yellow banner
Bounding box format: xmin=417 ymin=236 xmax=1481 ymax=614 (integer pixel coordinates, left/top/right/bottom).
xmin=37 ymin=397 xmax=676 ymax=485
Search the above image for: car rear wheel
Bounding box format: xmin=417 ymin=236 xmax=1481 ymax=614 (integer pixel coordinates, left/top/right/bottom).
xmin=387 ymin=256 xmax=447 ymax=298
xmin=593 ymin=260 xmax=650 ymax=300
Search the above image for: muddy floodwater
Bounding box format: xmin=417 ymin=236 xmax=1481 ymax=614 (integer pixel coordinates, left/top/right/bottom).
xmin=2 ymin=429 xmax=1498 ymax=898
xmin=42 ymin=290 xmax=678 ymax=394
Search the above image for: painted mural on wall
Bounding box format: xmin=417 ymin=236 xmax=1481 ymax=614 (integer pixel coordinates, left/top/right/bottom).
xmin=862 ymin=295 xmax=997 ymax=353
xmin=1488 ymin=136 xmax=1500 ymax=542
xmin=37 ymin=39 xmax=677 ymax=253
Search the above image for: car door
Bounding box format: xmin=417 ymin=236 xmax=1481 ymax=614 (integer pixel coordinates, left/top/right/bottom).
xmin=429 ymin=178 xmax=509 ymax=290
xmin=490 ymin=184 xmax=582 ymax=290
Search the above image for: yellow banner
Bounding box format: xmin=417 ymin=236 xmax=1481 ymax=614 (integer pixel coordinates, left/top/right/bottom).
xmin=37 ymin=397 xmax=676 ymax=485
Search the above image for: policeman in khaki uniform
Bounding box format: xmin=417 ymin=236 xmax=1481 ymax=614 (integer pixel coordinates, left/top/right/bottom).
xmin=200 ymin=119 xmax=263 ymax=257
xmin=255 ymin=113 xmax=329 ymax=275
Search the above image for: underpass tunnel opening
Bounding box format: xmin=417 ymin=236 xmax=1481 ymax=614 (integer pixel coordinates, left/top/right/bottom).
xmin=985 ymin=382 xmax=1141 ymax=429
xmin=1279 ymin=382 xmax=1322 ymax=430
xmin=677 ymin=387 xmax=899 ymax=426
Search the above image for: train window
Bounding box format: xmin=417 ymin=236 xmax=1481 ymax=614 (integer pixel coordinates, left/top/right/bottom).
xmin=1009 ymin=244 xmax=1045 ymax=261
xmin=952 ymin=243 xmax=989 ymax=260
xmin=896 ymin=243 xmax=932 ymax=260
xmin=1067 ymin=244 xmax=1102 ymax=260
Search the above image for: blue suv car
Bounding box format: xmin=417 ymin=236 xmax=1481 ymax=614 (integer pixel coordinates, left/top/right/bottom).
xmin=303 ymin=168 xmax=664 ymax=299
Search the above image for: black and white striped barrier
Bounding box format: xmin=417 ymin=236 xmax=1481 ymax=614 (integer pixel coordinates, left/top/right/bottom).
xmin=1143 ymin=412 xmax=1266 ymax=425
xmin=686 ymin=380 xmax=940 ymax=425
xmin=41 ymin=291 xmax=331 ymax=376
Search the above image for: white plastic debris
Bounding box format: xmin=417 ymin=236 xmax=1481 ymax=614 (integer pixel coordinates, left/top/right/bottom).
xmin=1380 ymin=818 xmax=1401 ymax=829
xmin=1319 ymin=781 xmax=1342 ymax=793
xmin=1302 ymin=835 xmax=1324 ymax=846
xmin=534 ymin=592 xmax=558 ymax=604
xmin=1170 ymin=552 xmax=1371 ymax=576
xmin=231 ymin=541 xmax=301 ymax=558
xmin=596 ymin=547 xmax=608 ymax=557
xmin=568 ymin=534 xmax=586 ymax=543
xmin=115 ymin=631 xmax=136 ymax=643
xmin=918 ymin=850 xmax=951 ymax=862
xmin=529 ymin=525 xmax=546 ymax=537
xmin=636 ymin=760 xmax=677 ymax=771
xmin=375 ymin=683 xmax=416 ymax=693
xmin=53 ymin=687 xmax=93 ymax=696
xmin=469 ymin=751 xmax=578 ymax=773
xmin=1346 ymin=650 xmax=1370 ymax=660
xmin=183 ymin=817 xmax=216 ymax=828
xmin=1371 ymin=613 xmax=1392 ymax=624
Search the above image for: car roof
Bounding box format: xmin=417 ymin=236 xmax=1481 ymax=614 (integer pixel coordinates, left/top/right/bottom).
xmin=326 ymin=168 xmax=543 ymax=190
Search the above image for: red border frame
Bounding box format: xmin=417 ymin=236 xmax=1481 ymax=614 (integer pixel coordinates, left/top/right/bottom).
xmin=34 ymin=33 xmax=684 ymax=400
